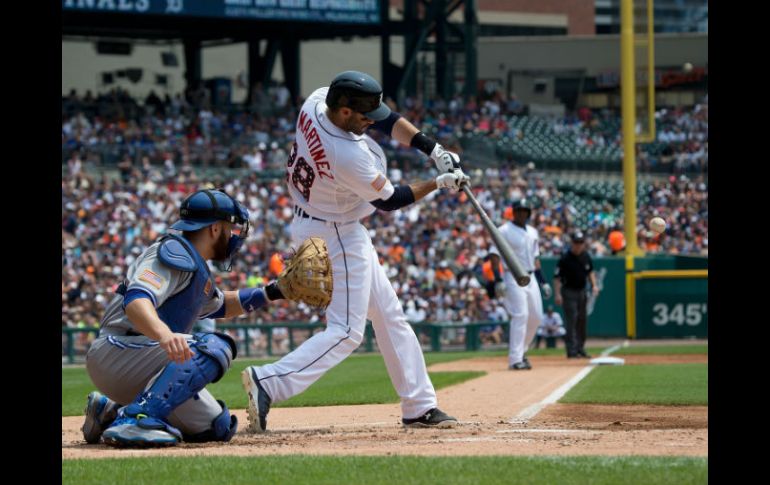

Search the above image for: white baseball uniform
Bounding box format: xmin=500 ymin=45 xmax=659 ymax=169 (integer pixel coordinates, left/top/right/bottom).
xmin=249 ymin=87 xmax=438 ymax=419
xmin=491 ymin=222 xmax=543 ymax=366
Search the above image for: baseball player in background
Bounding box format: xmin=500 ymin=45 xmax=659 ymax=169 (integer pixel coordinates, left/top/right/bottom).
xmin=242 ymin=70 xmax=469 ymax=431
xmin=81 ymin=189 xmax=302 ymax=447
xmin=487 ymin=199 xmax=552 ymax=370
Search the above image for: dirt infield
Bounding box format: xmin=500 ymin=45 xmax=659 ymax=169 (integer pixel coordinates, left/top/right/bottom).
xmin=62 ymin=354 xmax=707 ymax=459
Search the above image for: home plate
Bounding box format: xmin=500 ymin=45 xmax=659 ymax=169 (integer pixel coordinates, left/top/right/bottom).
xmin=590 ymin=356 xmax=625 ymax=365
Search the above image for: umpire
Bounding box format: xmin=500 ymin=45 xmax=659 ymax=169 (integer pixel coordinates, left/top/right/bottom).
xmin=553 ymin=231 xmax=599 ymax=358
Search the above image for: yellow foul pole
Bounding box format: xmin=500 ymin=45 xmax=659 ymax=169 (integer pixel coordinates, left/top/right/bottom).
xmin=621 ymin=0 xmax=644 ymax=337
xmin=621 ymin=0 xmax=643 ymax=257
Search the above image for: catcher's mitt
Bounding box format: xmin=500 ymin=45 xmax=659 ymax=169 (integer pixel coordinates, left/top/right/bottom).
xmin=277 ymin=237 xmax=333 ymax=308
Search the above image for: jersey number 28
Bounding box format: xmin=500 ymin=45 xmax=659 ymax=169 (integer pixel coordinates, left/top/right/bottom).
xmin=286 ymin=142 xmax=315 ymax=201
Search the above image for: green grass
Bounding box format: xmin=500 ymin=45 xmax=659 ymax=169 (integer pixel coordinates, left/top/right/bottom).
xmin=62 ymin=367 xmax=101 ymax=416
xmin=63 ymin=353 xmax=486 ymax=416
xmin=62 ymin=455 xmax=708 ymax=485
xmin=561 ymin=364 xmax=708 ymax=406
xmin=62 ymin=347 xmax=618 ymax=416
xmin=614 ymin=344 xmax=708 ymax=356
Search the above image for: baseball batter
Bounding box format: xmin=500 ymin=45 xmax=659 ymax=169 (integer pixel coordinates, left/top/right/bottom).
xmin=488 ymin=199 xmax=552 ymax=370
xmin=242 ymin=70 xmax=469 ymax=431
xmin=80 ymin=189 xmax=324 ymax=447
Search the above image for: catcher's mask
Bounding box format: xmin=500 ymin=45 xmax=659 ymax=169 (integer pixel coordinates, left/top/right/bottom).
xmin=171 ymin=189 xmax=250 ymax=271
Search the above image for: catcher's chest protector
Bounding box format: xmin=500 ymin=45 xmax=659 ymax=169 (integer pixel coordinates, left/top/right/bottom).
xmin=156 ymin=235 xmax=217 ymax=334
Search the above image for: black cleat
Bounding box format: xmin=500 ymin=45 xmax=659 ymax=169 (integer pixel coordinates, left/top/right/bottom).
xmin=402 ymin=408 xmax=457 ymax=428
xmin=242 ymin=367 xmax=272 ymax=433
xmin=509 ymin=361 xmax=530 ymax=370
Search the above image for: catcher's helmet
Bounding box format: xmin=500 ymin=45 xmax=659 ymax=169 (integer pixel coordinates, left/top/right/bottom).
xmin=171 ymin=189 xmax=250 ymax=270
xmin=511 ymin=198 xmax=533 ymax=213
xmin=326 ymin=70 xmax=391 ymax=121
xmin=171 ymin=189 xmax=249 ymax=232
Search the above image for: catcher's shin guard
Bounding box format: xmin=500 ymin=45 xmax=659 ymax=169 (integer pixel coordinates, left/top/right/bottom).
xmin=183 ymin=400 xmax=238 ymax=443
xmin=103 ymin=333 xmax=236 ymax=447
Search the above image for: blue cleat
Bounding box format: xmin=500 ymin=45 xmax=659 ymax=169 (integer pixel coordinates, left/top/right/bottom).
xmin=101 ymin=408 xmax=182 ymax=448
xmin=81 ymin=391 xmax=120 ymax=444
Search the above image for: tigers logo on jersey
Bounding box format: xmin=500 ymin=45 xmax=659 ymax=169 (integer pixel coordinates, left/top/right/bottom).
xmin=138 ymin=269 xmax=164 ymax=290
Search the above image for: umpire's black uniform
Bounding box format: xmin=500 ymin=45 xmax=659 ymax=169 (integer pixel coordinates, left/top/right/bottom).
xmin=554 ymin=232 xmax=595 ymax=358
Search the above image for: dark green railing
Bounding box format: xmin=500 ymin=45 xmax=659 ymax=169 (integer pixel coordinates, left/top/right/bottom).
xmin=61 ymin=321 xmax=509 ymax=365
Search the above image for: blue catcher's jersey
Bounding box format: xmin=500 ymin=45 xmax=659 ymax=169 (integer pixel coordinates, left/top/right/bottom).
xmin=99 ymin=235 xmax=225 ymax=337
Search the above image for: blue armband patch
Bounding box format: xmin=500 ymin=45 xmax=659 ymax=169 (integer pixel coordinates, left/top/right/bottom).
xmin=123 ymin=287 xmax=156 ymax=309
xmin=238 ymin=288 xmax=268 ymax=313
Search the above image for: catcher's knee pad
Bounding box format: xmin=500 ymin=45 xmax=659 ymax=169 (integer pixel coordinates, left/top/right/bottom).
xmin=183 ymin=400 xmax=238 ymax=443
xmin=192 ymin=332 xmax=237 ymax=382
xmin=125 ymin=333 xmax=236 ymax=420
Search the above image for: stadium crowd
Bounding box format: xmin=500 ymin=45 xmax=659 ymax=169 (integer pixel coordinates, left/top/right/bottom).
xmin=61 ymin=87 xmax=707 ymax=175
xmin=62 ymin=88 xmax=708 ymax=334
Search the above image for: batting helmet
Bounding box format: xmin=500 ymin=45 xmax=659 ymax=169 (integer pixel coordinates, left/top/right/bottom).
xmin=511 ymin=198 xmax=534 ymax=213
xmin=326 ymin=70 xmax=391 ymax=121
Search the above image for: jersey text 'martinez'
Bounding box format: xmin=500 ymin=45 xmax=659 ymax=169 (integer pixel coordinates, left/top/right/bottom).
xmin=298 ymin=111 xmax=333 ymax=180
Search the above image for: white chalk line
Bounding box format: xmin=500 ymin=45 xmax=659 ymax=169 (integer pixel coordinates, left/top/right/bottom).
xmin=509 ymin=341 xmax=627 ymax=424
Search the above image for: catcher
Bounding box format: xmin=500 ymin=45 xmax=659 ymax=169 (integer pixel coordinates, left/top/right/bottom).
xmin=80 ymin=189 xmax=332 ymax=447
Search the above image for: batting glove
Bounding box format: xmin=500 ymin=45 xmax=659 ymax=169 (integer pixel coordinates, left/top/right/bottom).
xmin=454 ymin=168 xmax=470 ymax=188
xmin=436 ymin=169 xmax=469 ymax=192
xmin=430 ymin=144 xmax=461 ymax=173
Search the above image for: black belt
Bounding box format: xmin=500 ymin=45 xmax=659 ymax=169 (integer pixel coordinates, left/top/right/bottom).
xmin=294 ymin=206 xmax=327 ymax=222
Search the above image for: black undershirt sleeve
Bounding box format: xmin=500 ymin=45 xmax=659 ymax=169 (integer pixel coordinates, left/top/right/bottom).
xmin=369 ymin=185 xmax=416 ymax=211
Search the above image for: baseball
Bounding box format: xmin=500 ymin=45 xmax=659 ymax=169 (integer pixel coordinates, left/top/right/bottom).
xmin=683 ymin=62 xmax=693 ymax=73
xmin=649 ymin=217 xmax=667 ymax=234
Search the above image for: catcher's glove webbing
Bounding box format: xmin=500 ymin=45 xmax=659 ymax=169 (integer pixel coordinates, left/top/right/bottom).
xmin=277 ymin=237 xmax=333 ymax=308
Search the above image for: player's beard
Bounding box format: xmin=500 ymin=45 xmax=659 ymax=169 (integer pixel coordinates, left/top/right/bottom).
xmin=343 ymin=116 xmax=367 ymax=135
xmin=213 ymin=229 xmax=230 ymax=261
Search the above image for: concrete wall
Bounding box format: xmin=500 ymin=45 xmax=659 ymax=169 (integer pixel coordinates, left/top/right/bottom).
xmin=63 ymin=37 xmax=405 ymax=100
xmin=477 ymin=33 xmax=707 ymax=106
xmin=478 ymin=33 xmax=708 ymax=77
xmin=62 ymin=33 xmax=706 ymax=103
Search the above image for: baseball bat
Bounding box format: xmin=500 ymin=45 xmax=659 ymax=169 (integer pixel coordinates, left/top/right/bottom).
xmin=462 ymin=185 xmax=531 ymax=287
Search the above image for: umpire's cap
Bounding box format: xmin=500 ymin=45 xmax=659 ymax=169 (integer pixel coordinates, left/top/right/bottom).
xmin=170 ymin=189 xmax=249 ymax=232
xmin=326 ymin=70 xmax=391 ymax=121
